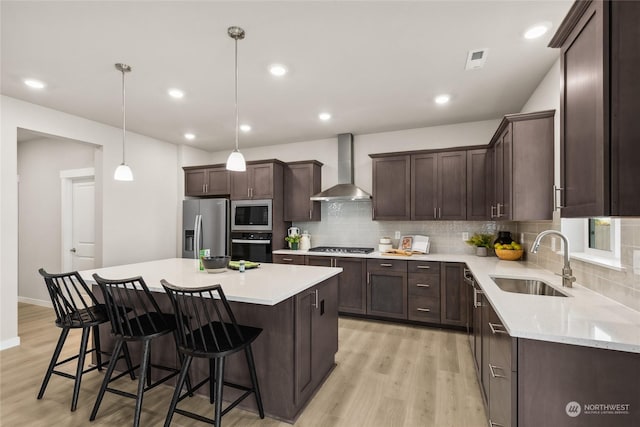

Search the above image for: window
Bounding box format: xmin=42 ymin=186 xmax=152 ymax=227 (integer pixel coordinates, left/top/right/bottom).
xmin=560 ymin=217 xmax=621 ymax=269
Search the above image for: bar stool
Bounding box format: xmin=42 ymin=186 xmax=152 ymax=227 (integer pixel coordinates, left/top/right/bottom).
xmin=37 ymin=268 xmax=134 ymax=411
xmin=90 ymin=274 xmax=183 ymax=427
xmin=161 ymin=279 xmax=265 ymax=427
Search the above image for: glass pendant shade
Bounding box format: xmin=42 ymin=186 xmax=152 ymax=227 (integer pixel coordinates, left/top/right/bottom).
xmin=114 ymin=163 xmax=134 ymax=181
xmin=226 ymin=149 xmax=246 ymax=172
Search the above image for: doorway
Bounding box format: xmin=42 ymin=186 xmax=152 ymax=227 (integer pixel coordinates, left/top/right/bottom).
xmin=61 ymin=169 xmax=96 ymax=271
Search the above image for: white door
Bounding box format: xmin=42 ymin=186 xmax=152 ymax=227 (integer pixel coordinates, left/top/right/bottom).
xmin=70 ymin=179 xmax=95 ymax=271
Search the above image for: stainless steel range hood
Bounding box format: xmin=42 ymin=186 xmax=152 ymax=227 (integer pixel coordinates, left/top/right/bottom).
xmin=310 ymin=133 xmax=372 ymax=201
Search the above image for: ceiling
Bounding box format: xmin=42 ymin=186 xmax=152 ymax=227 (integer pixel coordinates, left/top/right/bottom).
xmin=2 ymin=1 xmax=572 ymax=152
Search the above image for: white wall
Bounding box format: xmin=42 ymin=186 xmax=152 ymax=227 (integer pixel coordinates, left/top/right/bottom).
xmin=207 ymin=120 xmax=500 ymax=194
xmin=520 ymin=58 xmax=561 ymax=190
xmin=17 ymin=137 xmax=97 ymax=305
xmin=1 ymin=95 xmax=179 ymax=349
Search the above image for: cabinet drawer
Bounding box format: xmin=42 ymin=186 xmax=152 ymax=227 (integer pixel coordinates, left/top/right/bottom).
xmin=366 ymin=259 xmax=407 ymax=272
xmin=408 ymin=296 xmax=440 ymax=322
xmin=407 ymin=261 xmax=440 ymax=274
xmin=272 ymin=254 xmax=306 ymax=265
xmin=408 ymin=275 xmax=440 ymax=297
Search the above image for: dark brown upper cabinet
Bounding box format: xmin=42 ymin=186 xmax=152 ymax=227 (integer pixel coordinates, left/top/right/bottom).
xmin=412 ymin=151 xmax=467 ymax=220
xmin=467 ymin=148 xmax=492 ymax=220
xmin=371 ymin=155 xmax=411 ymax=220
xmin=489 ymin=111 xmax=555 ymax=221
xmin=230 ymin=160 xmax=284 ymax=200
xmin=183 ymin=165 xmax=230 ymax=197
xmin=549 ymin=0 xmax=640 ymax=217
xmin=284 ymin=161 xmax=323 ymax=222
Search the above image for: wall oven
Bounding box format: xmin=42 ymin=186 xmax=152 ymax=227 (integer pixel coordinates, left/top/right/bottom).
xmin=231 ymin=232 xmax=272 ymax=263
xmin=231 ymin=199 xmax=272 ymax=231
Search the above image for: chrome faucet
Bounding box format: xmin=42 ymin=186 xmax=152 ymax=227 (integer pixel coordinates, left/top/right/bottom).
xmin=530 ymin=230 xmax=576 ymax=288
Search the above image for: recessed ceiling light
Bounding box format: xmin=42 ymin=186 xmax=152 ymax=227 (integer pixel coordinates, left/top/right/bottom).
xmin=434 ymin=94 xmax=450 ymax=105
xmin=24 ymin=79 xmax=45 ymax=89
xmin=318 ymin=112 xmax=331 ymax=121
xmin=240 ymin=124 xmax=252 ymax=132
xmin=524 ymin=22 xmax=551 ymax=40
xmin=168 ymin=88 xmax=185 ymax=98
xmin=184 ymin=133 xmax=195 ymax=140
xmin=269 ymin=64 xmax=288 ymax=77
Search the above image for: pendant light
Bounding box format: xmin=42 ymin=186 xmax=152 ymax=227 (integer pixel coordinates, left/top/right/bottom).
xmin=226 ymin=26 xmax=247 ymax=172
xmin=114 ymin=63 xmax=134 ymax=181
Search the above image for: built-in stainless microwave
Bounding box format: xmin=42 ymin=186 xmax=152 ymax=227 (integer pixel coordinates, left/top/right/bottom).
xmin=231 ymin=199 xmax=272 ymax=231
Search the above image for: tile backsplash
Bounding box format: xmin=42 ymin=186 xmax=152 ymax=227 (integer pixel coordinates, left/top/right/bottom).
xmin=517 ymin=216 xmax=640 ymax=312
xmin=294 ymin=201 xmax=514 ymax=254
xmin=293 ymin=201 xmax=640 ymax=312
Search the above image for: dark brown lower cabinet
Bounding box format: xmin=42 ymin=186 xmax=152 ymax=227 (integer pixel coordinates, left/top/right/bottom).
xmin=307 ymin=256 xmax=366 ymax=315
xmin=366 ymin=259 xmax=407 ymax=320
xmin=474 ymin=295 xmax=640 ymax=427
xmin=294 ymin=276 xmax=339 ymax=406
xmin=272 ymin=253 xmax=306 ymax=265
xmin=440 ymin=262 xmax=468 ymax=327
xmin=407 ymin=261 xmax=440 ymax=322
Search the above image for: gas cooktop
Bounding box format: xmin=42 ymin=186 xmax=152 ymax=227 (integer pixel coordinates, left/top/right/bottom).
xmin=308 ymin=246 xmax=375 ymax=254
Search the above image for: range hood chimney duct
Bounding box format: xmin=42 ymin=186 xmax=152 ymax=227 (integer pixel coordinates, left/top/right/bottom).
xmin=310 ymin=133 xmax=372 ymax=201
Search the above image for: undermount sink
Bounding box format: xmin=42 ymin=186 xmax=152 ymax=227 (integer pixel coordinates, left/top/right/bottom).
xmin=491 ymin=276 xmax=569 ymax=297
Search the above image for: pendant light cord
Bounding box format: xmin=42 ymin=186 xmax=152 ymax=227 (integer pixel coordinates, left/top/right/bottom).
xmin=121 ymin=67 xmax=126 ymax=163
xmin=234 ymin=35 xmax=239 ymax=151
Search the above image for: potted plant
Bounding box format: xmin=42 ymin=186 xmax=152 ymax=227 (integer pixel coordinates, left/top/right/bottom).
xmin=465 ymin=233 xmax=494 ymax=257
xmin=285 ymin=234 xmax=301 ymax=250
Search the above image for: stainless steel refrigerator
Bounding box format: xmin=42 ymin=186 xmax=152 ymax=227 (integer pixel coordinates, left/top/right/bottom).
xmin=182 ymin=199 xmax=230 ymax=259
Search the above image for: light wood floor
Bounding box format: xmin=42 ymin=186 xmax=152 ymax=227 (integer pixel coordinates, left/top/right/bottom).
xmin=0 ymin=303 xmax=486 ymax=426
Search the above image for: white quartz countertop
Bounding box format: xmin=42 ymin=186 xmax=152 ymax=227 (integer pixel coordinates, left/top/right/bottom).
xmin=79 ymin=258 xmax=342 ymax=306
xmin=274 ymin=249 xmax=640 ymax=353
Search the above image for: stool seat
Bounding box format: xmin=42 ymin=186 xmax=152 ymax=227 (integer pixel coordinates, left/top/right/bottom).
xmin=181 ymin=322 xmax=262 ymax=358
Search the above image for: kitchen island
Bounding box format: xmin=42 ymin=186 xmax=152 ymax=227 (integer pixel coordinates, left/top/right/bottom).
xmin=79 ymin=258 xmax=342 ymax=423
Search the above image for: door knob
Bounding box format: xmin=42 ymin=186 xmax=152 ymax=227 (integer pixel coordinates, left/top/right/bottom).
xmin=70 ymin=248 xmax=77 ymax=253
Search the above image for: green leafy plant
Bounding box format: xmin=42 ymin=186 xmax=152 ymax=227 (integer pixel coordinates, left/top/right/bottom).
xmin=466 ymin=233 xmax=494 ymax=248
xmin=285 ymin=235 xmax=301 ymax=244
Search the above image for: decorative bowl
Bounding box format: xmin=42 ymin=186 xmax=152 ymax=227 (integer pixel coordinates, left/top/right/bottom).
xmin=495 ymin=249 xmax=524 ymax=261
xmin=201 ymin=256 xmax=230 ymax=273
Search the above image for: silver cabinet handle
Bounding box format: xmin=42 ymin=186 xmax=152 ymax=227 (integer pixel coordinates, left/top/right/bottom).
xmin=473 ymin=288 xmax=483 ymax=308
xmin=488 ymin=322 xmax=508 ymax=335
xmin=380 ymin=263 xmax=393 ymax=267
xmin=496 ymin=203 xmax=503 ymax=217
xmin=311 ymin=289 xmax=319 ymax=309
xmin=433 ymin=207 xmax=437 ymax=219
xmin=416 ymin=284 xmax=430 ymax=288
xmin=416 ymin=265 xmax=431 ymax=269
xmin=553 ymin=184 xmax=564 ymax=211
xmin=490 ymin=205 xmax=496 ymax=218
xmin=367 ymin=272 xmax=371 ymax=284
xmin=438 ymin=207 xmax=441 ymax=218
xmin=282 ymin=258 xmax=293 ymax=262
xmin=488 ymin=363 xmax=507 ymax=379
xmin=202 ymin=184 xmax=206 ymax=193
xmin=416 ymin=308 xmax=431 ymax=312
xmin=309 ymin=209 xmax=312 ymax=219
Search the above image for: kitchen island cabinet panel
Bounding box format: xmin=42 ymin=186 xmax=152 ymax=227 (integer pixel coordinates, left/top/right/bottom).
xmin=307 ymin=256 xmax=366 ymax=315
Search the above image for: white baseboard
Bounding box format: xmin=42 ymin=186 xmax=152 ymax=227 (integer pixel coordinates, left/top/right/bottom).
xmin=0 ymin=337 xmax=21 ymax=351
xmin=18 ymin=296 xmax=52 ymax=308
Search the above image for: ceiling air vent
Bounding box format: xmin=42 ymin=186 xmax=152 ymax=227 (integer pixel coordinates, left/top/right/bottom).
xmin=465 ymin=48 xmax=488 ymax=70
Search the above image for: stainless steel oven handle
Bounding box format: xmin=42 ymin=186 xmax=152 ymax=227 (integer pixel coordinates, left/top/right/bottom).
xmin=232 ymin=239 xmax=271 ymax=244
